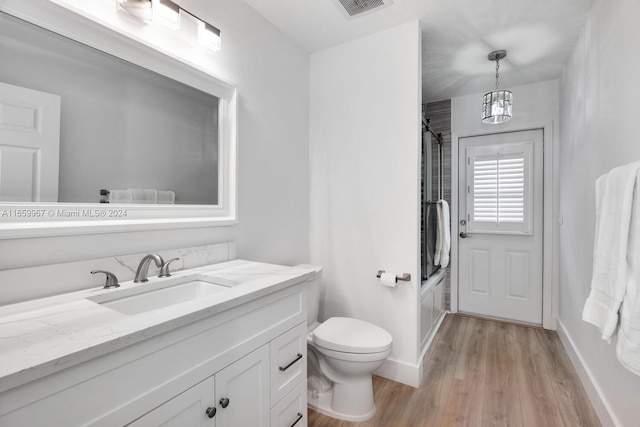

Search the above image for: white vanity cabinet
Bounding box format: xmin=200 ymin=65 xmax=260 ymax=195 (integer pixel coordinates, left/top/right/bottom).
xmin=0 ymin=281 xmax=309 ymax=427
xmin=127 ymin=375 xmax=216 ymax=426
xmin=129 ymin=345 xmax=271 ymax=427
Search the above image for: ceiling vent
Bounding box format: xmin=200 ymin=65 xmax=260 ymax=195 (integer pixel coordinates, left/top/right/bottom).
xmin=333 ymin=0 xmax=393 ymax=19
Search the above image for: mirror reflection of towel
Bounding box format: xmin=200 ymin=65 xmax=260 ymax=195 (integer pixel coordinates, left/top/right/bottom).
xmin=108 ymin=190 xmax=131 ymax=203
xmin=128 ymin=188 xmax=157 ymax=203
xmin=157 ymin=191 xmax=175 ymax=204
xmin=106 ymin=188 xmax=175 ymax=204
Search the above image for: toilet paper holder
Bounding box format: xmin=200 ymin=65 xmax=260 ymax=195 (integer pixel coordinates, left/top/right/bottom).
xmin=376 ymin=270 xmax=411 ymax=283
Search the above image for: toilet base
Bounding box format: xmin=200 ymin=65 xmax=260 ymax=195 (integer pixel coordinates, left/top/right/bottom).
xmin=307 ymin=382 xmax=376 ymax=422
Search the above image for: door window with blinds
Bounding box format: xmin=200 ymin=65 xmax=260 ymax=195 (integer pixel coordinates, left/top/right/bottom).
xmin=465 ymin=141 xmax=533 ymax=234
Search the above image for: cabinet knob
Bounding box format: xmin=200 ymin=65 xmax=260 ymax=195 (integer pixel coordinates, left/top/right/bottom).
xmin=205 ymin=407 xmax=217 ymax=418
xmin=219 ymin=397 xmax=230 ymax=408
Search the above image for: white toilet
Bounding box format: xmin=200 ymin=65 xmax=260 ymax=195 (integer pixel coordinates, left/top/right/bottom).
xmin=301 ymin=265 xmax=393 ymax=422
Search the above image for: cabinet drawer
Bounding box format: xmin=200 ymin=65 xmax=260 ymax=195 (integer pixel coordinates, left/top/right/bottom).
xmin=270 ymin=322 xmax=307 ymax=405
xmin=270 ymin=381 xmax=307 ymax=427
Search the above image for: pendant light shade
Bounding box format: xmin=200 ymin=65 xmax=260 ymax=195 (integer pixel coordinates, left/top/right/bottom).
xmin=481 ymin=50 xmax=512 ymax=124
xmin=482 ymin=90 xmax=513 ymax=124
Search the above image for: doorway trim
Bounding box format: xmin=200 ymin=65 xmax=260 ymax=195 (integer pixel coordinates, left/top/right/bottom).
xmin=451 ymin=120 xmax=558 ymax=329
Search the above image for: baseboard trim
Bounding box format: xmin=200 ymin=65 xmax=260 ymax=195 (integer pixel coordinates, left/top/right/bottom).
xmin=375 ymin=311 xmax=448 ymax=389
xmin=374 ymin=356 xmax=421 ymax=388
xmin=556 ymin=319 xmax=619 ymax=427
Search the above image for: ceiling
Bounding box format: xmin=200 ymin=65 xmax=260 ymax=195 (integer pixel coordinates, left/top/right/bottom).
xmin=242 ymin=0 xmax=595 ymax=102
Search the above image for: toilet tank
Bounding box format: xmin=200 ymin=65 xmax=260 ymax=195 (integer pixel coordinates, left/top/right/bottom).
xmin=295 ymin=264 xmax=323 ymax=326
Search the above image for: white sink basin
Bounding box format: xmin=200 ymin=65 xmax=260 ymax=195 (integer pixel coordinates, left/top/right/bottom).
xmin=88 ymin=274 xmax=233 ymax=316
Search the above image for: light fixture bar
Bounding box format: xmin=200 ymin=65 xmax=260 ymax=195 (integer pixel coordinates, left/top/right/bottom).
xmin=116 ymin=0 xmax=221 ymax=50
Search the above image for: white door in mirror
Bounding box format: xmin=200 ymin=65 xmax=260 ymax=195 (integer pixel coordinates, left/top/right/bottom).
xmin=0 ymin=82 xmax=60 ymax=202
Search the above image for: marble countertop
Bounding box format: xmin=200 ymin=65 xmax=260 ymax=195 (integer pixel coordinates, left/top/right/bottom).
xmin=0 ymin=260 xmax=315 ymax=393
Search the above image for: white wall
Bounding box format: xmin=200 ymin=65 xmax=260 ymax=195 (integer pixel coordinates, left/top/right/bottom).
xmin=0 ymin=0 xmax=310 ymax=302
xmin=558 ymin=0 xmax=640 ymax=424
xmin=309 ymin=21 xmax=422 ymax=386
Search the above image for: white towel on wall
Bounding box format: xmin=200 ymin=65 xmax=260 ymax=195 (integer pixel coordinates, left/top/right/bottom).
xmin=582 ymin=161 xmax=640 ymax=342
xmin=616 ymin=173 xmax=640 ymax=375
xmin=434 ymin=199 xmax=451 ymax=268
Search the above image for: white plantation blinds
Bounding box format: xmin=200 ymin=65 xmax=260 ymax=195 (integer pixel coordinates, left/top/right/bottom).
xmin=467 ymin=142 xmax=532 ymax=234
xmin=473 ymin=156 xmax=524 ymax=223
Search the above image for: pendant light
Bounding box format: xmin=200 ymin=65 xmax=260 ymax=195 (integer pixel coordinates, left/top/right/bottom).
xmin=481 ymin=50 xmax=512 ymax=124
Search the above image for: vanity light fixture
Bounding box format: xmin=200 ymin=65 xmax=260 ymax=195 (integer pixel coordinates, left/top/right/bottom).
xmin=156 ymin=0 xmax=180 ymax=30
xmin=116 ymin=0 xmax=221 ymax=50
xmin=481 ymin=50 xmax=512 ymax=124
xmin=197 ymin=20 xmax=221 ymax=51
xmin=116 ymin=0 xmax=153 ymax=24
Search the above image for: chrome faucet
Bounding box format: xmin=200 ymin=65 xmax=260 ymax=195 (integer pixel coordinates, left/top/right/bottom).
xmin=134 ymin=253 xmax=164 ymax=283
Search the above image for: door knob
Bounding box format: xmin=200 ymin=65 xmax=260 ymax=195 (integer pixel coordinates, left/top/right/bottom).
xmin=459 ymin=232 xmax=471 ymax=238
xmin=219 ymin=397 xmax=230 ymax=408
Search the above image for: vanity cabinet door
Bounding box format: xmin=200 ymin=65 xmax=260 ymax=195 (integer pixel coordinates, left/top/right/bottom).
xmin=126 ymin=376 xmax=216 ymax=427
xmin=214 ymin=344 xmax=270 ymax=427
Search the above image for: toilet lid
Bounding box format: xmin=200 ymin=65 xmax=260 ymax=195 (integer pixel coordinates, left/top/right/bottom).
xmin=313 ymin=317 xmax=393 ymax=353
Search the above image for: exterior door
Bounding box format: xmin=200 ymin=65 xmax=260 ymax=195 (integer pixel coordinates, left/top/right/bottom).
xmin=0 ymin=81 xmax=60 ymax=202
xmin=458 ymin=129 xmax=543 ymax=324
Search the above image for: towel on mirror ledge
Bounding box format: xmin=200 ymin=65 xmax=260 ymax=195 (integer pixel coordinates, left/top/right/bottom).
xmin=107 ymin=189 xmax=131 ymax=203
xmin=582 ymin=161 xmax=640 ymax=342
xmin=157 ymin=190 xmax=175 ymax=204
xmin=128 ymin=188 xmax=158 ymax=204
xmin=434 ymin=199 xmax=451 ymax=269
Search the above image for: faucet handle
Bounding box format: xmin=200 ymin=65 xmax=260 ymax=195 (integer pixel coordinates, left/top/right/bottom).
xmin=159 ymin=258 xmax=180 ymax=278
xmin=91 ymin=270 xmax=120 ymax=289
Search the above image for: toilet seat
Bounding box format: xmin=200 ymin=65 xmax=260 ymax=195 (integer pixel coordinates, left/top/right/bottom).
xmin=312 ymin=317 xmax=392 ymax=354
xmin=311 ymin=343 xmax=392 ymax=362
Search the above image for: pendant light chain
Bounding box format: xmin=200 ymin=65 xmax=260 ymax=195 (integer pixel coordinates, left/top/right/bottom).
xmin=495 ymin=58 xmax=500 ymax=91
